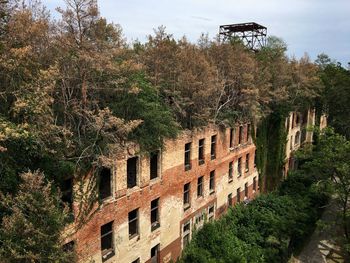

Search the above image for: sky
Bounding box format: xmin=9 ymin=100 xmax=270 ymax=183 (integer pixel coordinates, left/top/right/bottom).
xmin=44 ymin=0 xmax=350 ymax=66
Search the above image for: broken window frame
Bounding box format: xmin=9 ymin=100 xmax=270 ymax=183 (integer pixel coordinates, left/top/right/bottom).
xmin=198 ymin=138 xmax=205 ymax=165
xmin=228 ymin=161 xmax=233 ymax=182
xmin=238 ymin=157 xmax=242 ymax=177
xmin=209 ymin=170 xmax=215 ymax=193
xmin=183 ymin=183 xmax=191 ymax=209
xmin=151 ymin=244 xmax=160 ymax=263
xmin=151 ymin=198 xmax=160 ymax=231
xmin=128 ymin=209 xmax=139 ymax=239
xmin=245 ymin=153 xmax=250 ymax=172
xmin=99 ymin=167 xmax=112 ymax=200
xmin=210 ymin=135 xmax=217 ymax=160
xmin=197 ymin=176 xmax=203 ymax=197
xmin=150 ymin=151 xmax=159 ymax=180
xmin=184 ymin=142 xmax=192 ymax=171
xmin=101 ymin=221 xmax=115 ymax=261
xmin=127 ymin=157 xmax=138 ymax=189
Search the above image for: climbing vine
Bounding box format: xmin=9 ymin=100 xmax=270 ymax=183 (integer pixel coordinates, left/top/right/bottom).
xmin=254 ymin=110 xmax=288 ymax=192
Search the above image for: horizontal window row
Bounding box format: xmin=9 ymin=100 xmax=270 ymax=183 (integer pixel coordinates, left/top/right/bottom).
xmin=100 ymin=199 xmax=161 ymax=262
xmin=184 ymin=125 xmax=252 ymax=171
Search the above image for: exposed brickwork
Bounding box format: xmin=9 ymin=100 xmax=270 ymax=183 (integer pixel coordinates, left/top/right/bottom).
xmin=66 ymin=124 xmax=259 ymax=263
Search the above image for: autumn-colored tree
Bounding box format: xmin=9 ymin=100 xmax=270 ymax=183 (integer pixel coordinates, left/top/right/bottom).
xmin=0 ymin=171 xmax=75 ymax=262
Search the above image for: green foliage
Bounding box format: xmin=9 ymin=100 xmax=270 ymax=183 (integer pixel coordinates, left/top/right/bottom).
xmin=317 ymin=59 xmax=350 ymax=139
xmin=302 ymin=128 xmax=350 ymax=252
xmin=255 ymin=110 xmax=287 ymax=192
xmin=0 ymin=171 xmax=75 ymax=262
xmin=108 ymin=72 xmax=178 ymax=152
xmin=180 ymin=171 xmax=329 ymax=263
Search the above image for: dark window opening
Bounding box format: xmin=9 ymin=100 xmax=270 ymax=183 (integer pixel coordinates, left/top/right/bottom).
xmin=229 ymin=161 xmax=233 ymax=181
xmin=151 ymin=244 xmax=160 ymax=263
xmin=61 ymin=177 xmax=73 ymax=207
xmin=229 ymin=128 xmax=235 ymax=148
xmin=128 ymin=209 xmax=139 ymax=238
xmin=198 ymin=139 xmax=205 ymax=165
xmin=183 ymin=222 xmax=191 ymax=248
xmin=127 ymin=157 xmax=138 ymax=188
xmin=239 ymin=126 xmax=244 ymax=145
xmin=101 ymin=221 xmax=114 ymax=261
xmin=183 ymin=183 xmax=191 ymax=208
xmin=237 ymin=188 xmax=241 ymax=203
xmin=63 ymin=240 xmax=75 ymax=252
xmin=238 ymin=157 xmax=242 ymax=177
xmin=210 ymin=135 xmax=217 ymax=160
xmin=151 ymin=198 xmax=160 ymax=231
xmin=99 ymin=168 xmax=112 ymax=200
xmin=185 ymin=143 xmax=191 ymax=171
xmin=228 ymin=193 xmax=232 ymax=206
xmin=209 ymin=170 xmax=215 ymax=193
xmin=132 ymin=259 xmax=140 ymax=263
xmin=150 ymin=151 xmax=159 ymax=180
xmin=245 ymin=183 xmax=248 ymax=198
xmin=245 ymin=153 xmax=250 ymax=172
xmin=247 ymin=124 xmax=251 ymax=142
xmin=197 ymin=176 xmax=203 ymax=197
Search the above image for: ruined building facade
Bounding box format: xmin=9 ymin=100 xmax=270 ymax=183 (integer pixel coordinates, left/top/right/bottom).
xmin=63 ymin=109 xmax=320 ymax=263
xmin=64 ymin=123 xmax=259 ymax=263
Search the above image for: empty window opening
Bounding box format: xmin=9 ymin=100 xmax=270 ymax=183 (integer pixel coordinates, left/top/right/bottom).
xmin=151 ymin=198 xmax=160 ymax=231
xmin=132 ymin=258 xmax=140 ymax=263
xmin=151 ymin=244 xmax=160 ymax=263
xmin=101 ymin=221 xmax=114 ymax=261
xmin=61 ymin=177 xmax=73 ymax=207
xmin=237 ymin=188 xmax=241 ymax=203
xmin=183 ymin=221 xmax=191 ymax=248
xmin=198 ymin=139 xmax=205 ymax=165
xmin=228 ymin=193 xmax=232 ymax=207
xmin=238 ymin=157 xmax=242 ymax=177
xmin=128 ymin=209 xmax=139 ymax=238
xmin=209 ymin=170 xmax=215 ymax=193
xmin=197 ymin=176 xmax=203 ymax=197
xmin=245 ymin=153 xmax=250 ymax=172
xmin=150 ymin=151 xmax=159 ymax=180
xmin=183 ymin=183 xmax=191 ymax=208
xmin=229 ymin=161 xmax=233 ymax=181
xmin=239 ymin=126 xmax=244 ymax=145
xmin=211 ymin=135 xmax=217 ymax=160
xmin=63 ymin=240 xmax=75 ymax=252
xmin=208 ymin=205 xmax=215 ymax=221
xmin=229 ymin=128 xmax=235 ymax=148
xmin=99 ymin=167 xmax=112 ymax=200
xmin=247 ymin=124 xmax=251 ymax=142
xmin=245 ymin=183 xmax=248 ymax=198
xmin=184 ymin=143 xmax=191 ymax=171
xmin=127 ymin=157 xmax=138 ymax=188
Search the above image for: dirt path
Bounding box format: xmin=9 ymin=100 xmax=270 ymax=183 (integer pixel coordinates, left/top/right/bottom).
xmin=290 ymin=199 xmax=345 ymax=263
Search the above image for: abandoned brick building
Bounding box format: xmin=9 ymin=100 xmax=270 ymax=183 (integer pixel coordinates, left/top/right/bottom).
xmin=62 ymin=109 xmax=319 ymax=263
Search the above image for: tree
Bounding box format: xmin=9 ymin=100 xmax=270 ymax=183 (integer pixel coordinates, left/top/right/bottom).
xmin=303 ymin=128 xmax=350 ymax=252
xmin=317 ymin=59 xmax=350 ymax=139
xmin=0 ymin=171 xmax=75 ymax=262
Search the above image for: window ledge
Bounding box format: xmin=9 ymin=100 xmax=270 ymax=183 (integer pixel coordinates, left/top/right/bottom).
xmin=129 ymin=233 xmax=140 ymax=241
xmin=102 ymin=249 xmax=115 ymax=262
xmin=228 ymin=178 xmax=233 ymax=183
xmin=184 ymin=203 xmax=191 ymax=211
xmin=151 ymin=222 xmax=160 ymax=231
xmin=198 ymin=159 xmax=205 ymax=165
xmin=209 ymin=190 xmax=215 ymax=195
